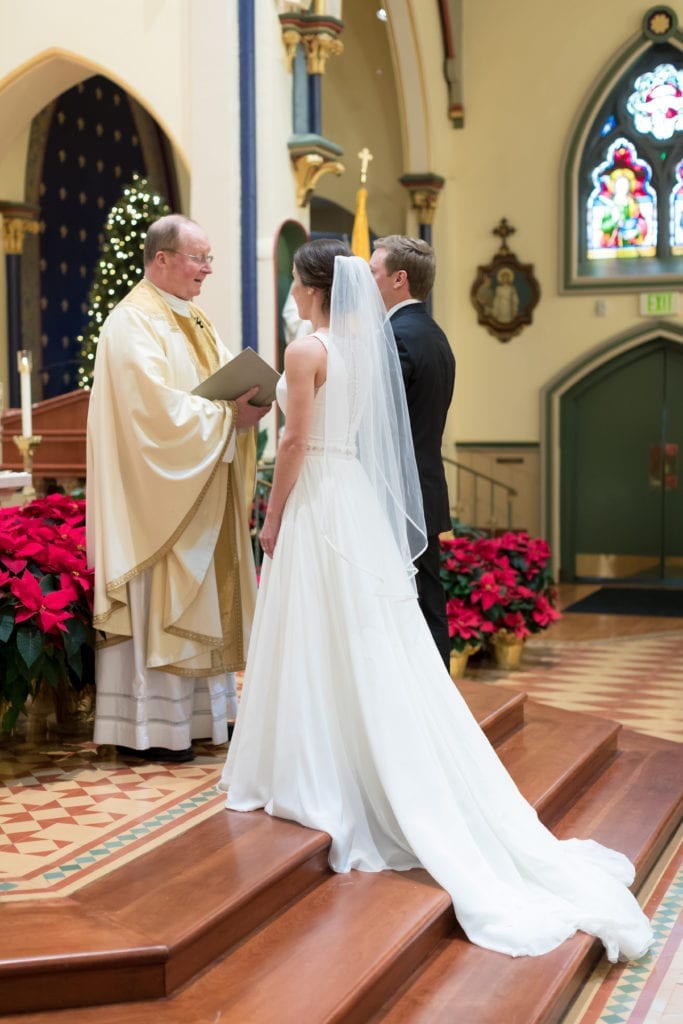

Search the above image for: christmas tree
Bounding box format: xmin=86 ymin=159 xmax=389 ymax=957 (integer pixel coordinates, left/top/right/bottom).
xmin=77 ymin=174 xmax=171 ymax=389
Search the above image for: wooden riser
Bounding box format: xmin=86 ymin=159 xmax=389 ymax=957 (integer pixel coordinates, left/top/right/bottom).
xmin=0 ymin=814 xmax=331 ymax=1014
xmin=374 ymin=730 xmax=683 ymax=1024
xmin=0 ymin=692 xmax=681 ymax=1024
xmin=0 ymin=682 xmax=520 ymax=1016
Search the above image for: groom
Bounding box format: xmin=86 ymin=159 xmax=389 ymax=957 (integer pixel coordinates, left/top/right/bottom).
xmin=370 ymin=236 xmax=456 ymax=670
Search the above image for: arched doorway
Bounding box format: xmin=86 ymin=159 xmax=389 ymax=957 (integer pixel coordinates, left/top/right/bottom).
xmin=554 ymin=333 xmax=683 ymax=583
xmin=0 ymin=50 xmax=183 ymax=401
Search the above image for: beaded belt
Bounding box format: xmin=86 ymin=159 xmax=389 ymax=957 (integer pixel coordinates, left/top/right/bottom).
xmin=305 ymin=441 xmax=355 ymax=459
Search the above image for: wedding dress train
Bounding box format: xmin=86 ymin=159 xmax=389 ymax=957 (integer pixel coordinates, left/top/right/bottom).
xmin=221 ymin=265 xmax=652 ymax=962
xmin=221 ymin=370 xmax=651 ymax=963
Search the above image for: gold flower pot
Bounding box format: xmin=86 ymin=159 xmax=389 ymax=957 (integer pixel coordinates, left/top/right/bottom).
xmin=53 ymin=681 xmax=96 ymax=738
xmin=450 ymin=643 xmax=480 ymax=679
xmin=25 ymin=682 xmax=56 ymax=741
xmin=492 ymin=631 xmax=524 ymax=671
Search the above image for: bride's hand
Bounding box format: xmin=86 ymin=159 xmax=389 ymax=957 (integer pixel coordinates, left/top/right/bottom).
xmin=259 ymin=511 xmax=282 ymax=559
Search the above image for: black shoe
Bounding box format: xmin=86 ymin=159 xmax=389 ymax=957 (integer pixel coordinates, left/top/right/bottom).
xmin=116 ymin=745 xmax=195 ymax=763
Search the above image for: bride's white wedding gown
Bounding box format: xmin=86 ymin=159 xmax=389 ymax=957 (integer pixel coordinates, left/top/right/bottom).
xmin=220 ymin=341 xmax=652 ymax=962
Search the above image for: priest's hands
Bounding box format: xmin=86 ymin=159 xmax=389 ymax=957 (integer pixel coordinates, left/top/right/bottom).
xmin=235 ymin=387 xmax=272 ymax=428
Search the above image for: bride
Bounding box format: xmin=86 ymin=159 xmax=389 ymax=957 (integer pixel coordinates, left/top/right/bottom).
xmin=220 ymin=239 xmax=652 ymax=962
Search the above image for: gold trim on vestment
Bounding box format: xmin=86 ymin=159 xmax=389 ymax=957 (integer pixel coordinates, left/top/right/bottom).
xmin=94 ymin=633 xmax=128 ymax=650
xmin=94 ymin=402 xmax=237 ymax=633
xmin=94 ymin=282 xmax=237 ymax=601
xmin=93 ymin=276 xmax=251 ymax=673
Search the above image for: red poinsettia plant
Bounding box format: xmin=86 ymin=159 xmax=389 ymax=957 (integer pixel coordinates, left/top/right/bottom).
xmin=0 ymin=494 xmax=95 ymax=732
xmin=440 ymin=522 xmax=561 ymax=651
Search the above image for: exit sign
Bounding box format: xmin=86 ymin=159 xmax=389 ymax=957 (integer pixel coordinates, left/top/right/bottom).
xmin=639 ymin=291 xmax=679 ymax=316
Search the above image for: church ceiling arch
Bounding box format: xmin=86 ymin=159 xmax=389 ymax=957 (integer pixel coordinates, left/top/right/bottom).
xmin=383 ymin=0 xmax=431 ymax=171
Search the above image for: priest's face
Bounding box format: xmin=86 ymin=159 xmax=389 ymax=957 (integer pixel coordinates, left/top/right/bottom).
xmin=158 ymin=225 xmax=214 ymax=300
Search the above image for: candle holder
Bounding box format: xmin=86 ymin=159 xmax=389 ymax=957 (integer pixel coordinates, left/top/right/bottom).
xmin=13 ymin=434 xmax=42 ymax=503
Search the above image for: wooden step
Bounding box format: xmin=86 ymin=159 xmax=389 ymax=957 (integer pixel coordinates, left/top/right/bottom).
xmin=1 ymin=696 xmax=680 ymax=1023
xmin=0 ymin=812 xmax=331 ymax=1015
xmin=372 ymin=729 xmax=683 ymax=1024
xmin=495 ymin=700 xmax=620 ymax=826
xmin=455 ymin=679 xmax=526 ymax=744
xmin=0 ymin=684 xmax=522 ymax=1017
xmin=3 ymin=728 xmax=679 ymax=1024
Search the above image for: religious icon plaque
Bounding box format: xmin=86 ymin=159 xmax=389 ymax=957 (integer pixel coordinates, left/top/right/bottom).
xmin=470 ymin=219 xmax=541 ymax=343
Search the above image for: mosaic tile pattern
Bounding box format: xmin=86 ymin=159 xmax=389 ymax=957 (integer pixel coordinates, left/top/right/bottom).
xmin=561 ymin=830 xmax=683 ymax=1024
xmin=0 ymin=629 xmax=681 ymax=1023
xmin=475 ymin=631 xmax=683 ymax=744
xmin=0 ymin=740 xmax=226 ymax=899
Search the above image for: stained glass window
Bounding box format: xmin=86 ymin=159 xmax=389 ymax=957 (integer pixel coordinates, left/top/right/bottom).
xmin=572 ymin=28 xmax=683 ymax=284
xmin=587 ymin=138 xmax=657 ymax=258
xmin=627 ymin=63 xmax=683 ymax=140
xmin=670 ymin=158 xmax=683 ymax=253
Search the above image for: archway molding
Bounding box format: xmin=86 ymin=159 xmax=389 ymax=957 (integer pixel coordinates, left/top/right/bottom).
xmin=0 ymin=48 xmax=188 ymax=180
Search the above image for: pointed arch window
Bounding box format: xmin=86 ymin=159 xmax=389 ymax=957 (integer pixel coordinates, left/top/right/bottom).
xmin=564 ymin=7 xmax=683 ymax=290
xmin=671 ymin=158 xmax=683 ymax=252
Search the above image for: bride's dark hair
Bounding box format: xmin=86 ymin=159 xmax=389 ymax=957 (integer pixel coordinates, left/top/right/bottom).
xmin=294 ymin=238 xmax=352 ymax=313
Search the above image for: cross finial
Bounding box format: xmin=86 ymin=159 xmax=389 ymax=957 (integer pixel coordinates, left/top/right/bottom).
xmin=358 ymin=147 xmax=374 ymax=184
xmin=492 ymin=217 xmax=515 ymax=253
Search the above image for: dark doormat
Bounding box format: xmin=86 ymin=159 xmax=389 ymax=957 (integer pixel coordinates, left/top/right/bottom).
xmin=565 ymin=587 xmax=683 ymax=617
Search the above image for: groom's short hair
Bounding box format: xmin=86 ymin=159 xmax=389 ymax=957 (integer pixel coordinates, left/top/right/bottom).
xmin=373 ymin=235 xmax=436 ymax=302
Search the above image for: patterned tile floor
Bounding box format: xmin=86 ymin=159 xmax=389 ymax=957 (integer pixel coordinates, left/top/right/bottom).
xmin=0 ymin=739 xmax=227 ymax=899
xmin=477 ymin=630 xmax=683 ymax=744
xmin=0 ymin=625 xmax=681 ymax=1022
xmin=471 ymin=629 xmax=683 ymax=1024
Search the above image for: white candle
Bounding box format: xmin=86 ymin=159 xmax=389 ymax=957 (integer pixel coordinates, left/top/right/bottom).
xmin=17 ymin=351 xmax=32 ymax=439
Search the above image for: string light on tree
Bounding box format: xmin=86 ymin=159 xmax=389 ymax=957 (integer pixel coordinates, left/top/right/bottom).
xmin=77 ymin=174 xmax=171 ymax=389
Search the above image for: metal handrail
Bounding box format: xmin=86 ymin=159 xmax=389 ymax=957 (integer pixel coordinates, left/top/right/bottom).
xmin=251 ymin=456 xmax=518 ymax=568
xmin=442 ymin=455 xmax=517 ymax=531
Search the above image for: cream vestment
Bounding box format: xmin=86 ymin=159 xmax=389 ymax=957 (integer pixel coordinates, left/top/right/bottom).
xmin=86 ymin=279 xmax=257 ymax=749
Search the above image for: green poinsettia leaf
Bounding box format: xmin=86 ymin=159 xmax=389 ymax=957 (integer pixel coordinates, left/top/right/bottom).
xmin=67 ymin=647 xmax=83 ymax=682
xmin=40 ymin=659 xmax=62 ymax=688
xmin=40 ymin=574 xmax=61 ymax=594
xmin=16 ymin=627 xmax=45 ymax=670
xmin=63 ymin=618 xmax=87 ymax=655
xmin=0 ymin=608 xmax=15 ymax=643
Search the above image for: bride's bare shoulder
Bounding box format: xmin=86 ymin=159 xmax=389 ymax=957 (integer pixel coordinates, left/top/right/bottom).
xmin=284 ymin=334 xmax=327 ymax=374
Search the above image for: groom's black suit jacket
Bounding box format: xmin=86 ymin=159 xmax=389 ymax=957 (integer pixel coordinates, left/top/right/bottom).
xmin=390 ymin=302 xmax=456 ymax=536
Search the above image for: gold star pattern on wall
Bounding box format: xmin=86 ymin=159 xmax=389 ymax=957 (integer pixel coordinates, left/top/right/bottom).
xmin=39 ymin=74 xmax=173 ymax=398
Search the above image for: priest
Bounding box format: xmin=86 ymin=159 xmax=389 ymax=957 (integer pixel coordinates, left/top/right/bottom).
xmin=86 ymin=214 xmax=270 ymax=762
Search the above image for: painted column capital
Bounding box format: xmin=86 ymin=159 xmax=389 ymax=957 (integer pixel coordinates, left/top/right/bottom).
xmin=0 ymin=203 xmax=40 ymax=255
xmin=399 ymin=174 xmax=446 ymax=227
xmin=288 ymin=135 xmax=344 ymax=207
xmin=279 ymin=14 xmax=344 ymax=73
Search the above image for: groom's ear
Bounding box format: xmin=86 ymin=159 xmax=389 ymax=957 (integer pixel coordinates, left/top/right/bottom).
xmin=394 ymin=269 xmax=408 ymax=290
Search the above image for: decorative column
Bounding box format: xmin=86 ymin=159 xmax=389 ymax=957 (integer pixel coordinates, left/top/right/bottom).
xmin=0 ymin=203 xmax=40 ymax=408
xmin=280 ymin=10 xmax=345 ymax=207
xmin=399 ymin=175 xmax=445 ymax=313
xmin=239 ymin=0 xmax=258 ymax=350
xmin=399 ymin=174 xmax=446 ymax=243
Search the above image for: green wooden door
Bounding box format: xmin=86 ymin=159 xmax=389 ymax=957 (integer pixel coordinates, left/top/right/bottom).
xmin=663 ymin=345 xmax=683 ymax=579
xmin=560 ymin=339 xmax=683 ymax=582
